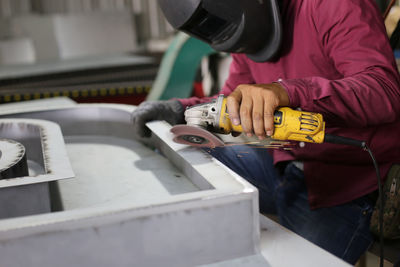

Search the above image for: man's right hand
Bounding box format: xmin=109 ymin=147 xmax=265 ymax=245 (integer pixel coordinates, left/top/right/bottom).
xmin=226 ymin=83 xmax=289 ymax=140
xmin=131 ymin=99 xmax=185 ymax=138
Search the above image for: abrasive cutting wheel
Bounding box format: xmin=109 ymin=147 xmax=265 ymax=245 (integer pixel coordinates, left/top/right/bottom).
xmin=170 ymin=125 xmax=225 ymax=148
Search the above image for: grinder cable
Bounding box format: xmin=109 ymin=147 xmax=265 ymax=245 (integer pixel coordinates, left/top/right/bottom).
xmin=324 ymin=134 xmax=384 ymax=267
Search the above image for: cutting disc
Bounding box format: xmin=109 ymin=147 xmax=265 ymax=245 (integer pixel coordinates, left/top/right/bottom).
xmin=170 ymin=125 xmax=224 ymax=148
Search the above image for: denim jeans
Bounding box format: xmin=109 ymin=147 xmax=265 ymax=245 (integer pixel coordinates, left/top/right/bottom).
xmin=205 ymin=145 xmax=374 ymax=264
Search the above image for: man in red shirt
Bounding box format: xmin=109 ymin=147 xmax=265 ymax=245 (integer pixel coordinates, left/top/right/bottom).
xmin=132 ymin=0 xmax=400 ymax=263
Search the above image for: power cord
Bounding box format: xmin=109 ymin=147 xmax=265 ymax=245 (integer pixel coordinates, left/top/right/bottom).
xmin=324 ymin=134 xmax=384 ymax=267
xmin=364 ymin=144 xmax=384 ymax=267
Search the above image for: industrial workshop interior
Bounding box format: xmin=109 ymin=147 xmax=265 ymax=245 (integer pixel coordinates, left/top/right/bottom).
xmin=1 ymin=0 xmax=400 ymax=266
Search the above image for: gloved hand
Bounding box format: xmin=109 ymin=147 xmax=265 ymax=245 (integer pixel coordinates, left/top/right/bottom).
xmin=131 ymin=99 xmax=185 ymax=138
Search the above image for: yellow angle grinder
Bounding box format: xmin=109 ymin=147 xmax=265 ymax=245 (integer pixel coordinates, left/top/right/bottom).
xmin=170 ymin=95 xmax=365 ymax=148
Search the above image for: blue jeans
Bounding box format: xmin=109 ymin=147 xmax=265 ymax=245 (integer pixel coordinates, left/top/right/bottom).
xmin=205 ymin=145 xmax=374 ymax=264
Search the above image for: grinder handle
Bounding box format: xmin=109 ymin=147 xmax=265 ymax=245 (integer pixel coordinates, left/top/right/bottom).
xmin=219 ymin=97 xmax=326 ymax=143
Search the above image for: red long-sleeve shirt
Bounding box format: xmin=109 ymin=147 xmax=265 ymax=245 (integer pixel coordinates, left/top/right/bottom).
xmin=178 ymin=0 xmax=400 ymax=209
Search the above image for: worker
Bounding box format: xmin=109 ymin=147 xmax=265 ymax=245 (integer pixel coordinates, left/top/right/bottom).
xmin=131 ymin=0 xmax=400 ymax=264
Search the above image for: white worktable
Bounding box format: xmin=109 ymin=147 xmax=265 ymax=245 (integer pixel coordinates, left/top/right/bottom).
xmin=260 ymin=215 xmax=351 ymax=267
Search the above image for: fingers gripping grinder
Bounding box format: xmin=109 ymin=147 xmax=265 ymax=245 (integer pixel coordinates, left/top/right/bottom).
xmin=170 ymin=95 xmax=327 ymax=148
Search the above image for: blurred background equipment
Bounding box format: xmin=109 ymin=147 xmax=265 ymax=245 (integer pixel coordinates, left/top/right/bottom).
xmin=0 ymin=0 xmax=176 ymax=105
xmin=0 ymin=0 xmax=398 ymax=106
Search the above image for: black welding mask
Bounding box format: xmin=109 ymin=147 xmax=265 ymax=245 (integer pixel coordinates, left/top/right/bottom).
xmin=157 ymin=0 xmax=282 ymax=62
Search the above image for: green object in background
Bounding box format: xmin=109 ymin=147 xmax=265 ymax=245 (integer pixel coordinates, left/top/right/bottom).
xmin=146 ymin=32 xmax=215 ymax=101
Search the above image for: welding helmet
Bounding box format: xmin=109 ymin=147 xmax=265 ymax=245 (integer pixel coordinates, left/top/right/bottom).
xmin=157 ymin=0 xmax=282 ymax=62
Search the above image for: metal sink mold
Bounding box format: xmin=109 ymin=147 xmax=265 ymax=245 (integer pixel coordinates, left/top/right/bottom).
xmin=0 ymin=100 xmax=260 ymax=267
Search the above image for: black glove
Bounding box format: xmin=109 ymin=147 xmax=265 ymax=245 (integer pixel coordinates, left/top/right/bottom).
xmin=131 ymin=100 xmax=185 ymax=138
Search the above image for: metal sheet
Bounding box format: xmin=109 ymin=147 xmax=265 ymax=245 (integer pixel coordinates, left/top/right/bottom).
xmin=0 ymin=118 xmax=74 ymax=219
xmin=0 ymin=119 xmax=74 ymax=188
xmin=60 ymin=134 xmax=199 ymax=210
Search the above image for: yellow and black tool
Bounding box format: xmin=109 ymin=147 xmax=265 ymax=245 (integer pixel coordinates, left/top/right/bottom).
xmin=170 ymin=94 xmax=363 ymax=148
xmin=215 ymin=95 xmax=325 ymax=143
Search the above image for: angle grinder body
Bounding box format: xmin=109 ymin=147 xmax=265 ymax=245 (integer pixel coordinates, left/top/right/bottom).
xmin=171 ymin=95 xmax=326 ymax=148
